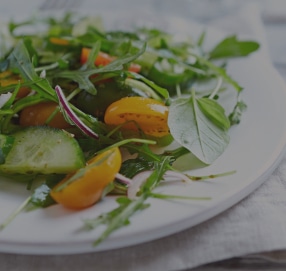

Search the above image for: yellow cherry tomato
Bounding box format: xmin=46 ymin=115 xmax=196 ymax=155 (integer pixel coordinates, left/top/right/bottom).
xmin=104 ymin=97 xmax=169 ymax=137
xmin=50 ymin=147 xmax=122 ymax=209
xmin=19 ymin=101 xmax=71 ymax=129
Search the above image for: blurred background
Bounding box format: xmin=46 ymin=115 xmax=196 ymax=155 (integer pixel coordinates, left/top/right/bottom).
xmin=1 ymin=0 xmax=286 ymax=67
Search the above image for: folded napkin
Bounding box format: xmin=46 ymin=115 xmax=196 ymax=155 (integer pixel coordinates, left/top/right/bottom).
xmin=1 ymin=2 xmax=286 ymax=271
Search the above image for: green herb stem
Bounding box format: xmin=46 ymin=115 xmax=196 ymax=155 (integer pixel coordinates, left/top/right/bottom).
xmin=0 ymin=196 xmax=31 ymax=231
xmin=151 ymin=192 xmax=211 ymax=201
xmin=209 ymin=76 xmax=223 ymax=99
xmin=187 ymin=170 xmax=236 ymax=181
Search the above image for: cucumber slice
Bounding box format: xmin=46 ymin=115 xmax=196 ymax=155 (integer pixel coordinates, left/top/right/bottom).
xmin=0 ymin=134 xmax=15 ymax=164
xmin=0 ymin=126 xmax=85 ymax=174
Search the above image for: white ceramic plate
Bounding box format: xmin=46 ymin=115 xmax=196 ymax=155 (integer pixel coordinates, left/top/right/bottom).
xmin=1 ymin=11 xmax=286 ymax=255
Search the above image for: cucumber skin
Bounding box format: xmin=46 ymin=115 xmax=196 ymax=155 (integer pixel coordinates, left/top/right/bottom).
xmin=0 ymin=135 xmax=15 ymax=164
xmin=0 ymin=126 xmax=86 ymax=175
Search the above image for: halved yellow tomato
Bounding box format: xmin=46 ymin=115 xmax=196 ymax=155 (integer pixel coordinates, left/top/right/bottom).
xmin=50 ymin=147 xmax=122 ymax=209
xmin=104 ymin=97 xmax=169 ymax=137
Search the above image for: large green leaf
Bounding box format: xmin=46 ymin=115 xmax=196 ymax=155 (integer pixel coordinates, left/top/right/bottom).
xmin=168 ymin=94 xmax=230 ymax=164
xmin=209 ymin=35 xmax=260 ymax=60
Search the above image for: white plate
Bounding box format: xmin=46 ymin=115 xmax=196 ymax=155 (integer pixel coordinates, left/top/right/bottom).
xmin=1 ymin=11 xmax=286 ymax=255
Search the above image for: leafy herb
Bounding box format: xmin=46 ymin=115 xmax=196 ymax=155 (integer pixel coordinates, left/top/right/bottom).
xmin=209 ymin=35 xmax=260 ymax=60
xmin=229 ymin=99 xmax=247 ymax=125
xmin=30 ymin=175 xmax=63 ymax=208
xmin=168 ymin=89 xmax=230 ymax=164
xmin=197 ymin=97 xmax=230 ymax=131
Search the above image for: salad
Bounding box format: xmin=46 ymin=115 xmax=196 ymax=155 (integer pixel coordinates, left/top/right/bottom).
xmin=0 ymin=13 xmax=259 ymax=246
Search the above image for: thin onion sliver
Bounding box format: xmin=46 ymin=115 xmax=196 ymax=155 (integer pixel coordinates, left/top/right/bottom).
xmin=55 ymin=85 xmax=99 ymax=139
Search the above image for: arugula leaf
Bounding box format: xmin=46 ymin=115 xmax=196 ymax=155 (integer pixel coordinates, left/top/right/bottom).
xmin=168 ymin=90 xmax=230 ymax=164
xmin=209 ymin=35 xmax=260 ymax=60
xmin=7 ymin=41 xmax=57 ymax=101
xmin=83 ymin=155 xmax=171 ymax=246
xmin=229 ymin=99 xmax=247 ymax=125
xmin=120 ymin=156 xmax=155 ymax=178
xmin=121 ymin=143 xmax=175 ymax=177
xmin=30 ymin=175 xmax=62 ymax=208
xmin=55 ymin=42 xmax=146 ymax=95
xmin=142 ymin=156 xmax=172 ymax=192
xmin=85 ymin=194 xmax=149 ymax=246
xmin=195 ymin=54 xmax=243 ymax=92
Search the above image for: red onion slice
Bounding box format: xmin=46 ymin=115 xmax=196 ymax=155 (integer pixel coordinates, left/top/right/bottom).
xmin=127 ymin=170 xmax=153 ymax=199
xmin=115 ymin=173 xmax=132 ymax=185
xmin=55 ymin=85 xmax=99 ymax=139
xmin=0 ymin=92 xmax=12 ymax=108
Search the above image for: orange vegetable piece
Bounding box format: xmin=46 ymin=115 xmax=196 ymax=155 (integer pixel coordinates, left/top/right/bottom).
xmin=19 ymin=101 xmax=71 ymax=129
xmin=49 ymin=37 xmax=70 ymax=46
xmin=104 ymin=96 xmax=169 ymax=137
xmin=50 ymin=147 xmax=122 ymax=209
xmin=0 ymin=72 xmax=31 ymax=98
xmin=80 ymin=47 xmax=141 ymax=73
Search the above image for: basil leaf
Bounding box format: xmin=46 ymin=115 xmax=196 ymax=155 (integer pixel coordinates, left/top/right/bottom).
xmin=197 ymin=98 xmax=230 ymax=131
xmin=168 ymin=92 xmax=230 ymax=164
xmin=209 ymin=35 xmax=260 ymax=60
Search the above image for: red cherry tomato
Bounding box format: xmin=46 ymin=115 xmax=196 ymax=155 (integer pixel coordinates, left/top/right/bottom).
xmin=80 ymin=47 xmax=141 ymax=73
xmin=19 ymin=102 xmax=71 ymax=129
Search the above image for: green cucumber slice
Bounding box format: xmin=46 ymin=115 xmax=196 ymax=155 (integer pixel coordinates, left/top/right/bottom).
xmin=0 ymin=134 xmax=15 ymax=164
xmin=0 ymin=126 xmax=85 ymax=174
